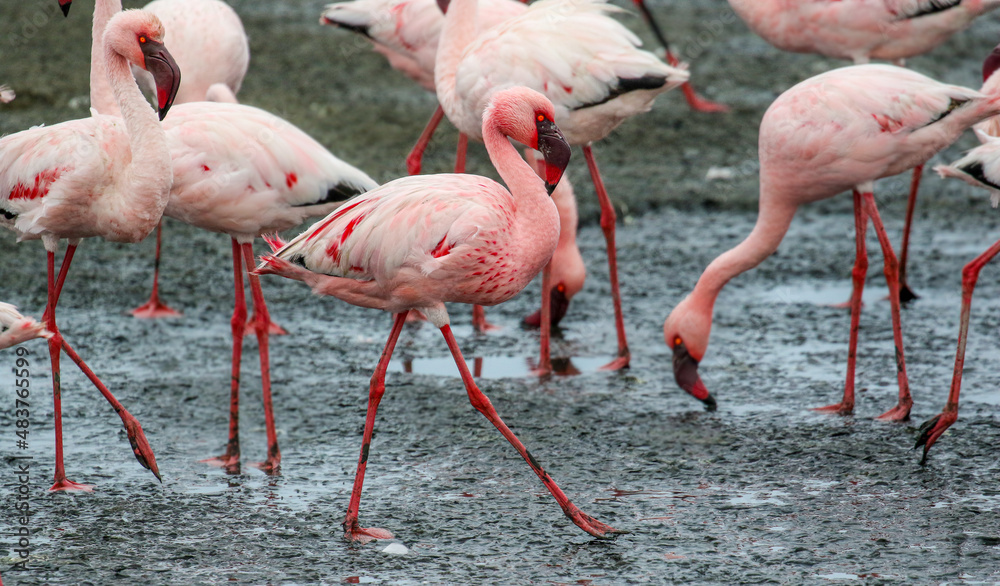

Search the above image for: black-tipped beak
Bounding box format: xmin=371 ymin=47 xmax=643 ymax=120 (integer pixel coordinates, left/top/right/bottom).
xmin=141 ymin=40 xmax=181 ymax=120
xmin=672 ymin=342 xmax=716 ymax=411
xmin=536 ymin=119 xmax=570 ymax=196
xmin=59 ymin=0 xmax=71 ymax=17
xmin=436 ymin=0 xmax=451 ymax=14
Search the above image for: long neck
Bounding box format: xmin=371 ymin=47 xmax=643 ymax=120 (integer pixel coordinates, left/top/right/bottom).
xmin=101 ymin=44 xmax=173 ymax=242
xmin=688 ymin=188 xmax=797 ymax=315
xmin=91 ymin=0 xmax=123 ymax=116
xmin=483 ymin=123 xmax=557 ymax=263
xmin=435 ymin=0 xmax=479 ymax=116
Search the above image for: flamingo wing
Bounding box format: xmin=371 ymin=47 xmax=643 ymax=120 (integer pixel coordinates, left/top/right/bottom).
xmin=0 ymin=115 xmax=128 ymax=239
xmin=162 ymin=102 xmax=378 ymax=233
xmin=455 ymin=0 xmax=681 ymax=114
xmin=274 ymin=173 xmax=513 ymax=284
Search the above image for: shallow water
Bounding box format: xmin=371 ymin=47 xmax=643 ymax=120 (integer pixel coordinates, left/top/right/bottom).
xmin=1 ymin=0 xmax=1000 ymax=584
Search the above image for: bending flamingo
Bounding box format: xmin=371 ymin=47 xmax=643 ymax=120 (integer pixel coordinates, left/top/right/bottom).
xmin=436 ymin=0 xmax=688 ymax=371
xmin=915 ymin=135 xmax=1000 ymax=462
xmin=85 ymin=0 xmax=379 ymax=475
xmin=255 ymin=87 xmax=620 ymax=541
xmin=0 ymin=9 xmax=180 ymax=490
xmin=0 ymin=303 xmax=50 ymax=350
xmin=663 ymin=58 xmax=1000 ymax=418
xmin=728 ymin=0 xmax=1000 ymax=303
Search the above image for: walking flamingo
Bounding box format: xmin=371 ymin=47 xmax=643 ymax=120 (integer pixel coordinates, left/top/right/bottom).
xmin=663 ymin=59 xmax=1000 ymax=418
xmin=436 ymin=0 xmax=688 ymax=371
xmin=85 ymin=0 xmax=379 ymax=475
xmin=915 ymin=135 xmax=1000 ymax=462
xmin=254 ymin=87 xmax=620 ymax=541
xmin=727 ymin=0 xmax=1000 ymax=303
xmin=0 ymin=303 xmax=50 ymax=350
xmin=0 ymin=9 xmax=180 ymax=490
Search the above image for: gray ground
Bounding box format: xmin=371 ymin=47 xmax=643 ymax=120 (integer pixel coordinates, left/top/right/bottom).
xmin=1 ymin=0 xmax=999 ymax=583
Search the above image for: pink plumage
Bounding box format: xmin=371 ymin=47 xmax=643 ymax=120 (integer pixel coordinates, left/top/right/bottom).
xmin=664 ymin=61 xmax=1000 ymax=420
xmin=0 ymin=9 xmax=180 ymax=491
xmin=255 ymin=87 xmax=619 ymax=542
xmin=0 ymin=303 xmax=50 ymax=350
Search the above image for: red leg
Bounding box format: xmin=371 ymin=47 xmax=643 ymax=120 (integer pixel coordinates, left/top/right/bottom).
xmin=242 ymin=242 xmax=281 ymax=475
xmin=44 ymin=248 xmax=92 ymax=492
xmin=439 ymin=324 xmax=621 ymax=538
xmin=915 ymin=238 xmax=1000 ymax=462
xmin=861 ymin=192 xmax=913 ymax=422
xmin=897 ymin=164 xmax=922 ymax=304
xmin=201 ymin=239 xmax=245 ymax=473
xmin=46 ymin=245 xmax=160 ymax=489
xmin=454 ymin=132 xmax=468 ymax=174
xmin=815 ymin=190 xmax=866 ymax=416
xmin=405 ymin=105 xmax=446 ymax=176
xmin=582 ymin=145 xmax=630 ymax=370
xmin=131 ymin=219 xmax=183 ymax=318
xmin=343 ymin=312 xmax=408 ymax=543
xmin=630 ymin=0 xmax=728 ymax=113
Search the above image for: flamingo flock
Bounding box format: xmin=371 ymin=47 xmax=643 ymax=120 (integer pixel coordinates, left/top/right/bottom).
xmin=0 ymin=0 xmax=997 ymax=543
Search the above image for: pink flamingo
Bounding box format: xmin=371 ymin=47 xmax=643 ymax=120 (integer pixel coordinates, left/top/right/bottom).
xmin=915 ymin=134 xmax=1000 ymax=461
xmin=0 ymin=9 xmax=180 ymax=490
xmin=0 ymin=303 xmax=51 ymax=350
xmin=85 ymin=0 xmax=379 ymax=475
xmin=728 ymin=0 xmax=1000 ymax=303
xmin=254 ymin=87 xmax=620 ymax=542
xmin=436 ymin=0 xmax=688 ymax=371
xmin=663 ymin=59 xmax=1000 ymax=418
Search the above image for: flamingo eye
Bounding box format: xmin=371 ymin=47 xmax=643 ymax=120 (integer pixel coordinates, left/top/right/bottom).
xmin=673 ymin=336 xmax=682 ymax=347
xmin=139 ymin=35 xmax=147 ymax=44
xmin=536 ymin=114 xmax=546 ymax=122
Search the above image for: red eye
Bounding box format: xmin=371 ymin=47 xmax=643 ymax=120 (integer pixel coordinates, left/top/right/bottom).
xmin=673 ymin=336 xmax=682 ymax=347
xmin=536 ymin=114 xmax=545 ymax=122
xmin=139 ymin=36 xmax=147 ymax=44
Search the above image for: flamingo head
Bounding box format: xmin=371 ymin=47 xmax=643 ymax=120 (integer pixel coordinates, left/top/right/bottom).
xmin=663 ymin=295 xmax=717 ymax=411
xmin=58 ymin=0 xmax=71 ymax=17
xmin=983 ymin=42 xmax=1000 ymax=83
xmin=485 ymin=87 xmax=572 ymax=195
xmin=105 ymin=10 xmax=181 ymax=120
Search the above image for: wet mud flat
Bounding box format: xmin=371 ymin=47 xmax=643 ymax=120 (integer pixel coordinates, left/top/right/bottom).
xmin=1 ymin=0 xmax=1000 ymax=583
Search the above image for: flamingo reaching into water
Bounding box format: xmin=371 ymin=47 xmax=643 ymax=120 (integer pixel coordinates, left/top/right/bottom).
xmin=663 ymin=58 xmax=1000 ymax=418
xmin=254 ymin=87 xmax=620 ymax=541
xmin=915 ymin=134 xmax=1000 ymax=462
xmin=727 ymin=0 xmax=1000 ymax=303
xmin=436 ymin=0 xmax=688 ymax=371
xmin=85 ymin=0 xmax=379 ymax=475
xmin=0 ymin=9 xmax=180 ymax=490
xmin=0 ymin=303 xmax=50 ymax=350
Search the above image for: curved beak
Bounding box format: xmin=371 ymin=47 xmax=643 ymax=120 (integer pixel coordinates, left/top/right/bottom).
xmin=672 ymin=342 xmax=716 ymax=411
xmin=141 ymin=40 xmax=181 ymax=120
xmin=536 ymin=119 xmax=571 ymax=195
xmin=59 ymin=0 xmax=71 ymax=17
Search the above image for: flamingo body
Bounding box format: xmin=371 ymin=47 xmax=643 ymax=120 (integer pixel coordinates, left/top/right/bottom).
xmin=663 ymin=62 xmax=1000 ymax=414
xmin=729 ymin=0 xmax=1000 ymax=63
xmin=135 ymin=0 xmax=248 ymax=104
xmin=438 ymin=0 xmax=688 ymax=144
xmin=161 ymin=102 xmax=378 ymax=240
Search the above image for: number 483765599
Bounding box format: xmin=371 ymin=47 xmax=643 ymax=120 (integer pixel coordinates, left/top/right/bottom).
xmin=14 ymin=346 xmax=30 ymax=442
